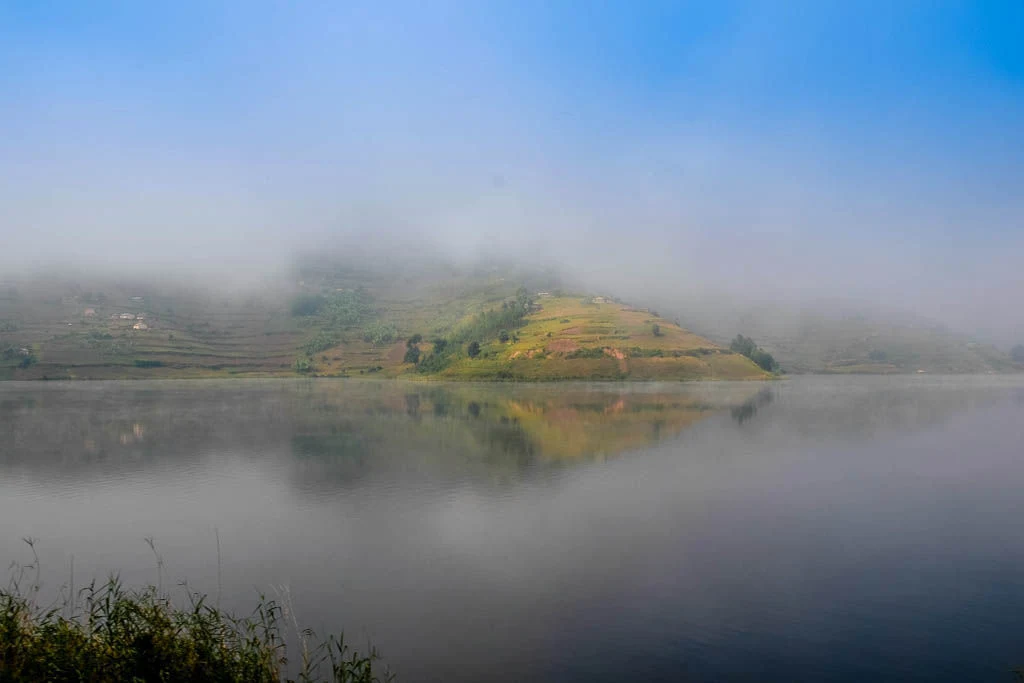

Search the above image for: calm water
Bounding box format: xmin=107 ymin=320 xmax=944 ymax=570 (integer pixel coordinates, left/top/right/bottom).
xmin=2 ymin=376 xmax=1024 ymax=682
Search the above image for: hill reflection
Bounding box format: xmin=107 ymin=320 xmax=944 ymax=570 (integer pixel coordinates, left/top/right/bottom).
xmin=0 ymin=380 xmax=766 ymax=485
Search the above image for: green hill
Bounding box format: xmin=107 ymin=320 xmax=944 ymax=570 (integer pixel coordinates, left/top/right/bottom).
xmin=0 ymin=264 xmax=768 ymax=381
xmin=426 ymin=295 xmax=766 ymax=381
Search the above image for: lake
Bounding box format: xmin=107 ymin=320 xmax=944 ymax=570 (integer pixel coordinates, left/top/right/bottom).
xmin=2 ymin=376 xmax=1024 ymax=682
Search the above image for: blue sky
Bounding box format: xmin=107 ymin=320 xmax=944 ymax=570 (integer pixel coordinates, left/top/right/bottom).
xmin=1 ymin=1 xmax=1022 ymax=337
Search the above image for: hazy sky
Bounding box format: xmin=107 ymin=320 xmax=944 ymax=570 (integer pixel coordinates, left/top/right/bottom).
xmin=2 ymin=2 xmax=1022 ymax=339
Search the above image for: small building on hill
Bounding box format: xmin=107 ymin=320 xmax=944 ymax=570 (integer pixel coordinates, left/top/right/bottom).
xmin=83 ymin=308 xmax=97 ymax=317
xmin=133 ymin=322 xmax=149 ymax=331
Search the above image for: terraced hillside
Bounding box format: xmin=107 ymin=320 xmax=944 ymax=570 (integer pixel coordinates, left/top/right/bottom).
xmin=0 ymin=277 xmax=303 ymax=380
xmin=0 ymin=265 xmax=768 ymax=381
xmin=429 ymin=296 xmax=767 ymax=381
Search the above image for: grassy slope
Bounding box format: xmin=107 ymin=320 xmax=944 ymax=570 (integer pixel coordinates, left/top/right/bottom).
xmin=434 ymin=296 xmax=767 ymax=381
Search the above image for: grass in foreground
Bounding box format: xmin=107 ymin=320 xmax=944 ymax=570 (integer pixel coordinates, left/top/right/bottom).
xmin=0 ymin=576 xmax=389 ymax=683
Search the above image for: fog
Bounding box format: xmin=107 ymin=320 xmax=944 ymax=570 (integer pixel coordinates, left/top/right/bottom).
xmin=2 ymin=2 xmax=1022 ymax=343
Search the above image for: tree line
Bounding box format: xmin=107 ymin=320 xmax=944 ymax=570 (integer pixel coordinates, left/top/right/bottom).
xmin=730 ymin=334 xmax=779 ymax=373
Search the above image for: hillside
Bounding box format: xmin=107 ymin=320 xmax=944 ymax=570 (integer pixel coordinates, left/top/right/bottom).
xmin=428 ymin=295 xmax=766 ymax=381
xmin=0 ymin=265 xmax=768 ymax=381
xmin=673 ymin=302 xmax=1023 ymax=375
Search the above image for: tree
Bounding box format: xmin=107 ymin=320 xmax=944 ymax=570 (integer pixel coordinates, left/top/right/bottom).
xmin=406 ymin=333 xmax=423 ymax=348
xmin=362 ymin=322 xmax=397 ymax=346
xmin=730 ymin=334 xmax=779 ymax=372
xmin=432 ymin=338 xmax=448 ymax=353
xmin=290 ymin=293 xmax=326 ymax=317
xmin=1012 ymin=344 xmax=1024 ymax=363
xmin=467 ymin=341 xmax=481 ymax=358
xmin=749 ymin=348 xmax=778 ymax=372
xmin=652 ymin=323 xmax=662 ymax=337
xmin=729 ymin=334 xmax=757 ymax=357
xmin=498 ymin=329 xmax=510 ymax=343
xmin=403 ymin=346 xmax=421 ymax=364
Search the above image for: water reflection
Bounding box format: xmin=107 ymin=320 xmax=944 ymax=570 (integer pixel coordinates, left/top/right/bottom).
xmin=730 ymin=388 xmax=775 ymax=425
xmin=0 ymin=380 xmax=767 ymax=484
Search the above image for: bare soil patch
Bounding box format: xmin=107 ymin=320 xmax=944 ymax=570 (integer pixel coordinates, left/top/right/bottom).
xmin=546 ymin=339 xmax=580 ymax=353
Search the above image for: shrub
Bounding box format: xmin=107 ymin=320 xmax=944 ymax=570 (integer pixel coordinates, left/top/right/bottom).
xmin=292 ymin=290 xmax=373 ymax=328
xmin=362 ymin=322 xmax=397 ymax=346
xmin=467 ymin=341 xmax=481 ymax=358
xmin=304 ymin=331 xmax=340 ymax=355
xmin=749 ymin=349 xmax=778 ymax=372
xmin=294 ymin=356 xmax=313 ymax=373
xmin=729 ymin=334 xmax=757 ymax=357
xmin=403 ymin=347 xmax=420 ymax=364
xmin=416 ymin=353 xmax=446 ymax=373
xmin=628 ymin=347 xmax=664 ymax=358
xmin=291 ymin=293 xmax=327 ymax=317
xmin=730 ymin=334 xmax=779 ymax=372
xmin=323 ymin=289 xmax=373 ymax=327
xmin=451 ymin=290 xmax=534 ymax=344
xmin=566 ymin=347 xmax=606 ymax=359
xmin=0 ymin=577 xmax=388 ymax=682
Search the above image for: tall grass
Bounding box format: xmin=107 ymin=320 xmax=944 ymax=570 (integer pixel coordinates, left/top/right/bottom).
xmin=0 ymin=540 xmax=390 ymax=683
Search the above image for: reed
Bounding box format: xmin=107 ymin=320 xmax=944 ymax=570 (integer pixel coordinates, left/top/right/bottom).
xmin=0 ymin=541 xmax=390 ymax=683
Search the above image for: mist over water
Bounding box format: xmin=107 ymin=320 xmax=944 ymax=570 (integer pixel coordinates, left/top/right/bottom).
xmin=3 ymin=376 xmax=1024 ymax=682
